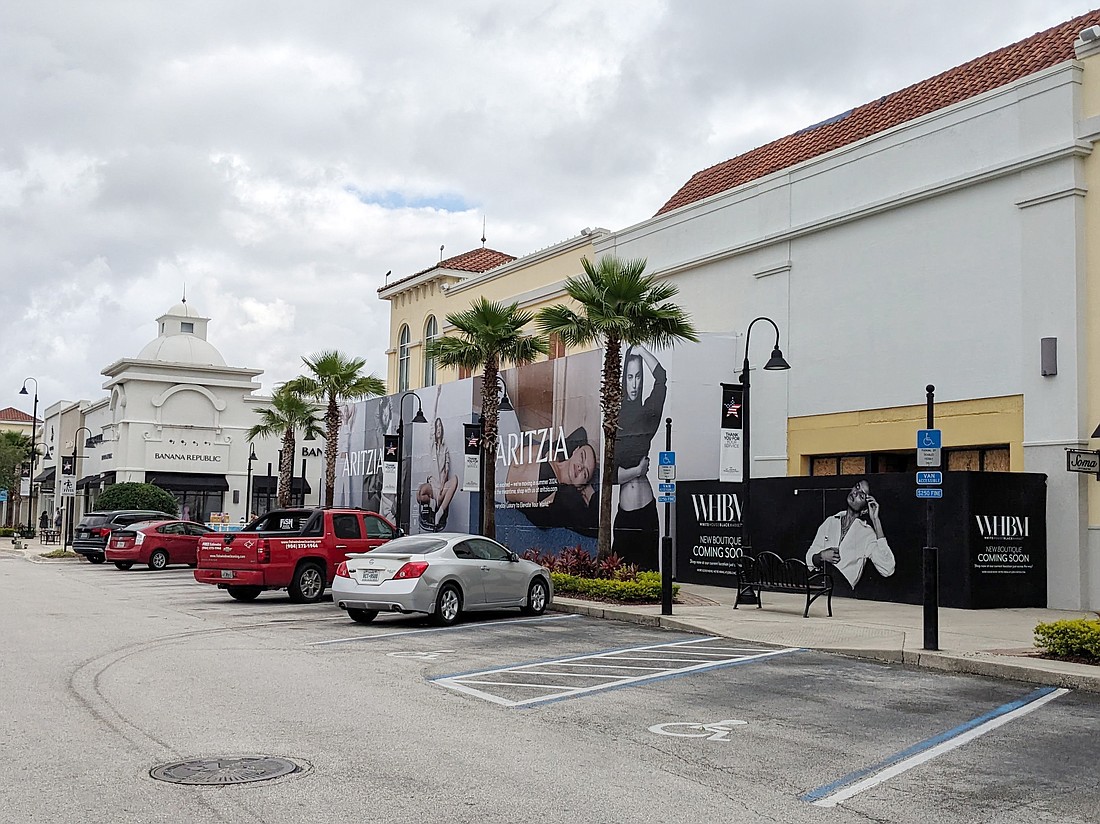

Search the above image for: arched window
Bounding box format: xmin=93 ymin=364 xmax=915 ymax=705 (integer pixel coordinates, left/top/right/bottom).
xmin=423 ymin=316 xmax=438 ymax=386
xmin=398 ymin=325 xmax=411 ymax=391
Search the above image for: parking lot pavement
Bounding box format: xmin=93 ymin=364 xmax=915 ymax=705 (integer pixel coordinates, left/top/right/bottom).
xmin=10 ymin=554 xmax=1100 ymax=824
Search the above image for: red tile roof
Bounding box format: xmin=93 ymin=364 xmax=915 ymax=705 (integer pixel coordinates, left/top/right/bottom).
xmin=0 ymin=406 xmax=37 ymax=424
xmin=379 ymin=247 xmax=517 ymax=293
xmin=657 ymin=9 xmax=1100 ymax=216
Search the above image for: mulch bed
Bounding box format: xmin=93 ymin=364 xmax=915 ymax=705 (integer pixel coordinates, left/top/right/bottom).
xmin=1038 ymin=653 xmax=1099 ymax=667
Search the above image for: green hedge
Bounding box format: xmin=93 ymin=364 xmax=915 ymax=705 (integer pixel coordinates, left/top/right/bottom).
xmin=552 ymin=571 xmax=679 ymax=603
xmin=0 ymin=528 xmax=16 ymax=537
xmin=1034 ymin=618 xmax=1100 ymax=662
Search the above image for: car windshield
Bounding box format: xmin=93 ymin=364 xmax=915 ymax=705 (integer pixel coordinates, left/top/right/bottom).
xmin=248 ymin=511 xmax=315 ymax=534
xmin=78 ymin=515 xmax=110 ymax=528
xmin=125 ymin=521 xmax=164 ymax=531
xmin=369 ymin=536 xmax=446 ymax=554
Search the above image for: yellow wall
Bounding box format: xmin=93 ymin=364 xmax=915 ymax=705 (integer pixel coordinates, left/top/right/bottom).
xmin=788 ymin=394 xmax=1024 ymax=474
xmin=383 ymin=237 xmax=600 ymax=391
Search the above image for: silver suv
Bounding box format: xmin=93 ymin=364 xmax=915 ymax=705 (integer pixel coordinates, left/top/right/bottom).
xmin=72 ymin=510 xmax=174 ymax=564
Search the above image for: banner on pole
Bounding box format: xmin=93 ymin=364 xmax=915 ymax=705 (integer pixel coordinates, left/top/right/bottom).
xmin=719 ymin=383 xmax=744 ymax=483
xmin=462 ymin=423 xmax=481 ymax=492
xmin=381 ymin=434 xmax=399 ymax=495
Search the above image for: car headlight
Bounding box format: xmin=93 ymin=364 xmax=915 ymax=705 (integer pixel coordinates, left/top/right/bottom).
xmin=135 ymin=532 xmax=145 ymax=545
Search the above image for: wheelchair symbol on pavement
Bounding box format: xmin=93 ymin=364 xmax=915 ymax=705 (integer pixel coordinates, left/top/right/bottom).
xmin=387 ymin=649 xmax=454 ymax=661
xmin=648 ymin=719 xmax=747 ymax=741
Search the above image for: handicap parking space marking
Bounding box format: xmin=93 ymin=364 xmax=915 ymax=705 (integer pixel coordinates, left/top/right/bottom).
xmin=802 ymin=686 xmax=1070 ymax=808
xmin=307 ymin=613 xmax=581 ymax=646
xmin=432 ymin=636 xmax=802 ymax=707
xmin=649 ymin=719 xmax=748 ymax=741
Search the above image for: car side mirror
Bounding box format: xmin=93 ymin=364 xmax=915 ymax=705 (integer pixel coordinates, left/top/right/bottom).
xmin=395 ymin=528 xmax=405 ymax=538
xmin=508 ymin=552 xmax=519 ymax=563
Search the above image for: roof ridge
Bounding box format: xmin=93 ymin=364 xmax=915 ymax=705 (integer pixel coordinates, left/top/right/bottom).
xmin=379 ymin=246 xmax=517 ymax=293
xmin=656 ymin=9 xmax=1100 ymax=216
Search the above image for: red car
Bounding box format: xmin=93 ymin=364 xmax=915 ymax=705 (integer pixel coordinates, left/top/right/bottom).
xmin=107 ymin=520 xmax=211 ymax=570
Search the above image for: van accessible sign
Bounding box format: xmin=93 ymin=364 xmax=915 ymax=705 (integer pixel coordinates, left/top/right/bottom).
xmin=1066 ymin=448 xmax=1100 ymax=476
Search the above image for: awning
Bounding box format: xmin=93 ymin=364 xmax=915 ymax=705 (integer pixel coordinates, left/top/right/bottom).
xmin=76 ymin=474 xmax=102 ymax=490
xmin=34 ymin=467 xmax=55 ymax=484
xmin=146 ymin=472 xmax=229 ymax=492
xmin=252 ymin=476 xmax=312 ymax=495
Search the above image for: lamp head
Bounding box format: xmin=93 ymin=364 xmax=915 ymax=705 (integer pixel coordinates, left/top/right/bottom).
xmin=19 ymin=385 xmax=28 ymax=395
xmin=84 ymin=438 xmax=96 ymax=449
xmin=764 ymin=346 xmax=791 ymax=371
xmin=248 ymin=444 xmax=258 ymax=461
xmin=411 ymin=409 xmax=428 ymax=424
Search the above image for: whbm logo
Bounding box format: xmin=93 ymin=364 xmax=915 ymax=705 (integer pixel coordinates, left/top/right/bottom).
xmin=691 ymin=494 xmax=743 ymax=524
xmin=974 ymin=515 xmax=1029 ymax=539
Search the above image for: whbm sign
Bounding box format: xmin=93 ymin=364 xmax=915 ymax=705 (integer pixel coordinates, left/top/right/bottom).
xmin=1065 ymin=449 xmax=1100 ymax=476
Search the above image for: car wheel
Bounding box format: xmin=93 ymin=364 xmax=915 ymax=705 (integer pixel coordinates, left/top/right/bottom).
xmin=227 ymin=586 xmax=262 ymax=602
xmin=113 ymin=562 xmax=134 ymax=571
xmin=347 ymin=608 xmax=378 ymax=625
xmin=89 ymin=555 xmax=105 ymax=565
xmin=432 ymin=583 xmax=462 ymax=626
xmin=148 ymin=549 xmax=169 ymax=571
xmin=522 ymin=577 xmax=549 ymax=616
xmin=288 ymin=562 xmax=326 ymax=604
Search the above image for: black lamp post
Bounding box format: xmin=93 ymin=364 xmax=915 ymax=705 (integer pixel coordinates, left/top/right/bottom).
xmin=477 ymin=376 xmax=512 ymax=536
xmin=395 ymin=391 xmax=427 ymax=534
xmin=739 ymin=317 xmax=791 ymax=562
xmin=66 ymin=426 xmax=95 ymax=546
xmin=245 ymin=443 xmax=257 ymax=522
xmin=19 ymin=378 xmax=39 ymax=532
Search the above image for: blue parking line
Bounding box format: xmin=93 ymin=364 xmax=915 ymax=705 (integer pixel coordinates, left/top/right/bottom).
xmin=802 ymin=686 xmax=1061 ymax=804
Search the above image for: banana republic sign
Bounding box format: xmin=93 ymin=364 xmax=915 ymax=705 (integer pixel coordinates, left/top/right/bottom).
xmin=145 ymin=441 xmax=230 ymax=471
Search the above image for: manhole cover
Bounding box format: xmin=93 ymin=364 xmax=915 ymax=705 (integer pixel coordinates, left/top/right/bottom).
xmin=150 ymin=755 xmax=302 ymax=786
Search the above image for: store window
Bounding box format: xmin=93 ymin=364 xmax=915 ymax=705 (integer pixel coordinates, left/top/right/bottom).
xmin=398 ymin=325 xmax=411 ymax=391
xmin=809 ymin=446 xmax=1010 ymax=476
xmin=423 ymin=316 xmax=438 ymax=386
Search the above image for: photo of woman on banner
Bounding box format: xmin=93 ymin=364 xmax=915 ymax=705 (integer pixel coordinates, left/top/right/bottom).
xmin=612 ymin=344 xmax=666 ymax=569
xmin=495 ymin=385 xmax=600 ymax=538
xmin=361 ymin=396 xmax=395 ymax=522
xmin=805 ymin=479 xmax=895 ymax=588
xmin=416 ymin=387 xmax=459 ymax=532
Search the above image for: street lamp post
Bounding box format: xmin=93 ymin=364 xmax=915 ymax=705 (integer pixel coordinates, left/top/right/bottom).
xmin=66 ymin=426 xmax=95 ymax=547
xmin=477 ymin=376 xmax=512 ymax=536
xmin=739 ymin=317 xmax=791 ymax=566
xmin=245 ymin=443 xmax=257 ymax=522
xmin=19 ymin=378 xmax=39 ymax=533
xmin=395 ymin=391 xmax=427 ymax=534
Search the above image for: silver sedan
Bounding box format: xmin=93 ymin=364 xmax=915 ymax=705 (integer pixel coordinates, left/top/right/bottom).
xmin=332 ymin=533 xmax=553 ymax=626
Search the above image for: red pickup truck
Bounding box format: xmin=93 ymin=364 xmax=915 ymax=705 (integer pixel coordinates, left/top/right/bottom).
xmin=194 ymin=508 xmax=398 ymax=603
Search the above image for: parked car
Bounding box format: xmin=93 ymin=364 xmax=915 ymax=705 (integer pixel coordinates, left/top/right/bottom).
xmin=194 ymin=508 xmax=398 ymax=603
xmin=106 ymin=520 xmax=211 ymax=570
xmin=332 ymin=533 xmax=552 ymax=626
xmin=72 ymin=510 xmax=176 ymax=564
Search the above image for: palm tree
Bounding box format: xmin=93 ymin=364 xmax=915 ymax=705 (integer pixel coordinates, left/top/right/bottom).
xmin=247 ymin=385 xmax=324 ymax=508
xmin=0 ymin=431 xmax=31 ymax=528
xmin=537 ymin=255 xmax=698 ymax=559
xmin=425 ymin=297 xmax=548 ymax=539
xmin=285 ymin=351 xmax=386 ymax=507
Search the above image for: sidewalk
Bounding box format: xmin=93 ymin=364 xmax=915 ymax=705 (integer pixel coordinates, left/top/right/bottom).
xmin=552 ymin=582 xmax=1100 ymax=693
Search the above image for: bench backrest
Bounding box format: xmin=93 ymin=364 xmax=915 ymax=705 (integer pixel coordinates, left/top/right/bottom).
xmin=753 ymin=551 xmax=811 ymax=587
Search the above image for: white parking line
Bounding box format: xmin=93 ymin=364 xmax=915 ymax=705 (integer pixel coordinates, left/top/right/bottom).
xmin=309 ymin=613 xmax=581 ymax=646
xmin=433 ymin=638 xmax=801 ymax=707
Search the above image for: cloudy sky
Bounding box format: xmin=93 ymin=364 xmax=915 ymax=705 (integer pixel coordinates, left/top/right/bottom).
xmin=2 ymin=0 xmax=1094 ymax=413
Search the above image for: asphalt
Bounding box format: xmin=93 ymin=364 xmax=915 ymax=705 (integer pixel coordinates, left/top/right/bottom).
xmin=11 ymin=537 xmax=1099 ymax=692
xmin=552 ymin=582 xmax=1100 ymax=693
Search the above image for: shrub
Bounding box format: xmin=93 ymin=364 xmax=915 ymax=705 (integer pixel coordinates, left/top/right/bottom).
xmin=552 ymin=571 xmax=678 ymax=603
xmin=93 ymin=483 xmax=179 ymax=516
xmin=0 ymin=528 xmax=16 ymax=537
xmin=1034 ymin=618 xmax=1100 ymax=662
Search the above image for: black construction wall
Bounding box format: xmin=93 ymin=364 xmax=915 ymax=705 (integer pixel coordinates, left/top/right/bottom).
xmin=675 ymin=472 xmax=1046 ymax=609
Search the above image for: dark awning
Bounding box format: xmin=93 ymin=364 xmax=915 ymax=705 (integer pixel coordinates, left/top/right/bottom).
xmin=252 ymin=476 xmax=312 ymax=495
xmin=146 ymin=472 xmax=229 ymax=492
xmin=34 ymin=467 xmax=55 ymax=484
xmin=76 ymin=474 xmax=102 ymax=490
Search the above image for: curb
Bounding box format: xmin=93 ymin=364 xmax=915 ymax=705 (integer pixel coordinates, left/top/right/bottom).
xmin=551 ymin=600 xmax=1100 ymax=694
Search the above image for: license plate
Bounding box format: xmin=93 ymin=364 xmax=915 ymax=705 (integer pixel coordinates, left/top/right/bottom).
xmin=220 ymin=570 xmax=234 ymax=579
xmin=363 ymin=569 xmax=380 ymax=583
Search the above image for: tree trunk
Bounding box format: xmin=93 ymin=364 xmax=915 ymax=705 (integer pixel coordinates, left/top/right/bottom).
xmin=278 ymin=429 xmax=295 ymax=508
xmin=480 ymin=358 xmax=500 ymax=540
xmin=325 ymin=395 xmax=339 ymax=507
xmin=598 ymin=336 xmax=623 ymax=560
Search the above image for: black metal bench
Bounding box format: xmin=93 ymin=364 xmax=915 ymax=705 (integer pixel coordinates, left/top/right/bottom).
xmin=41 ymin=529 xmax=60 ymax=545
xmin=733 ymin=551 xmax=833 ymax=618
